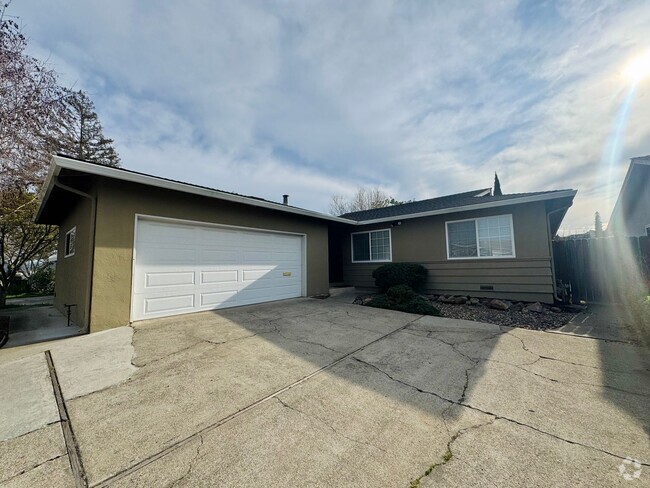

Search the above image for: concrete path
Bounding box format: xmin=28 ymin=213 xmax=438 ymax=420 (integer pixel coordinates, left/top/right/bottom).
xmin=1 ymin=305 xmax=82 ymax=349
xmin=0 ymin=297 xmax=648 ymax=487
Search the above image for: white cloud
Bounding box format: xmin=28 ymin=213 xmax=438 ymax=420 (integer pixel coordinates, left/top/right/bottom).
xmin=11 ymin=0 xmax=650 ymax=227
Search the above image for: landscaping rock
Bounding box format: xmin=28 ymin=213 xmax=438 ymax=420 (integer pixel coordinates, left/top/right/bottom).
xmin=468 ymin=297 xmax=480 ymax=306
xmin=563 ymin=304 xmax=588 ymax=312
xmin=510 ymin=302 xmax=524 ymax=312
xmin=524 ymin=302 xmax=544 ymax=313
xmin=487 ymin=299 xmax=510 ymax=311
xmin=451 ymin=296 xmax=467 ymax=305
xmin=550 ymin=306 xmax=562 ymax=313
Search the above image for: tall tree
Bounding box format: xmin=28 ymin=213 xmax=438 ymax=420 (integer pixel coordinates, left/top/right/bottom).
xmin=330 ymin=187 xmax=403 ymax=215
xmin=54 ymin=89 xmax=120 ymax=166
xmin=594 ymin=211 xmax=603 ymax=238
xmin=493 ymin=173 xmax=503 ymax=196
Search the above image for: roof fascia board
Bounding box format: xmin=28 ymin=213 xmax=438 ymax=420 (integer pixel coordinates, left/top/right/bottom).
xmin=35 ymin=161 xmax=62 ymax=222
xmin=41 ymin=156 xmax=356 ymax=224
xmin=354 ymin=190 xmax=577 ymax=225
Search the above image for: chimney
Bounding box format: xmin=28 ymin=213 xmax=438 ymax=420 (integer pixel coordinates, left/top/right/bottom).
xmin=282 ymin=194 xmax=289 ymax=205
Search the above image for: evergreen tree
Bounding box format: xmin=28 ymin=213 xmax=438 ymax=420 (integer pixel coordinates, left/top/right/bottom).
xmin=594 ymin=211 xmax=603 ymax=238
xmin=55 ymin=89 xmax=121 ymax=167
xmin=493 ymin=173 xmax=503 ymax=196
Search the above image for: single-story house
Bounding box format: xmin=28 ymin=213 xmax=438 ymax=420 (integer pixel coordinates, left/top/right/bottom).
xmin=607 ymin=155 xmax=650 ymax=237
xmin=36 ymin=155 xmax=576 ymax=332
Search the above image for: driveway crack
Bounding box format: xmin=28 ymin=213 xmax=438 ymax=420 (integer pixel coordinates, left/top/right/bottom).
xmin=275 ymin=397 xmax=387 ymax=453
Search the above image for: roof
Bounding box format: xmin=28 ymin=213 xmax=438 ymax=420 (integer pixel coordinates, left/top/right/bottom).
xmin=340 ymin=188 xmax=577 ymax=223
xmin=36 ymin=155 xmax=356 ymax=224
xmin=607 ymin=155 xmax=650 ymax=233
xmin=36 ymin=155 xmax=577 ymax=226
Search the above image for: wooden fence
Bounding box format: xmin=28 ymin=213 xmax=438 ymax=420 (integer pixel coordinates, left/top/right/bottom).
xmin=552 ymin=236 xmax=650 ymax=303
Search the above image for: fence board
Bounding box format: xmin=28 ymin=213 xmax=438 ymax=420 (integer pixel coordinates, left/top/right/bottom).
xmin=553 ymin=236 xmax=650 ymax=303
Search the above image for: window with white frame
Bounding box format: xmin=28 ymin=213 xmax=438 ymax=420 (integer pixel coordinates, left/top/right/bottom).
xmin=64 ymin=227 xmax=76 ymax=258
xmin=352 ymin=229 xmax=391 ymax=262
xmin=446 ymin=215 xmax=515 ymax=259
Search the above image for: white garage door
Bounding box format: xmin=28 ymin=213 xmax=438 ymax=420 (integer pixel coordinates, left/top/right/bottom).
xmin=131 ymin=218 xmax=304 ymax=321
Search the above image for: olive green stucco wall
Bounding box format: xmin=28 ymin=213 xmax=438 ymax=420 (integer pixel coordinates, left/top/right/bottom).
xmin=342 ymin=201 xmax=556 ymax=303
xmin=53 ymin=195 xmax=92 ymax=328
xmin=89 ymin=178 xmax=330 ymax=332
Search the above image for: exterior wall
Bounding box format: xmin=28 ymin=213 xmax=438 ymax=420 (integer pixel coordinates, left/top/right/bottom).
xmin=610 ymin=165 xmax=650 ymax=237
xmin=53 ymin=195 xmax=93 ymax=328
xmin=89 ymin=178 xmax=330 ymax=332
xmin=342 ymin=201 xmax=555 ymax=303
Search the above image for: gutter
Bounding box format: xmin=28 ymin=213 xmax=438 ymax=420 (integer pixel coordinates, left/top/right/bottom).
xmin=52 ymin=177 xmax=96 ymax=334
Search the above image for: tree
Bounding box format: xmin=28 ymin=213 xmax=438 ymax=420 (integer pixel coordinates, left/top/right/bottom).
xmin=53 ymin=89 xmax=120 ymax=166
xmin=493 ymin=173 xmax=503 ymax=196
xmin=0 ymin=18 xmax=67 ymax=189
xmin=329 ymin=187 xmax=404 ymax=215
xmin=594 ymin=211 xmax=603 ymax=238
xmin=0 ymin=189 xmax=58 ymax=306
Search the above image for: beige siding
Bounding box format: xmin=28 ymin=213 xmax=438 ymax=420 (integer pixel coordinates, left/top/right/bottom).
xmin=342 ymin=201 xmax=555 ymax=303
xmin=53 ymin=195 xmax=93 ymax=328
xmin=89 ymin=178 xmax=330 ymax=332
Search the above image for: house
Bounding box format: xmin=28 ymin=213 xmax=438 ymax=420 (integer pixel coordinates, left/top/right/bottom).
xmin=607 ymin=155 xmax=650 ymax=237
xmin=36 ymin=155 xmax=576 ymax=333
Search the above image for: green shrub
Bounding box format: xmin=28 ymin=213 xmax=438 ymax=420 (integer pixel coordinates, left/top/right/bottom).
xmin=386 ymin=284 xmax=417 ymax=302
xmin=367 ymin=284 xmax=440 ymax=316
xmin=28 ymin=266 xmax=55 ymax=295
xmin=372 ymin=263 xmax=428 ymax=292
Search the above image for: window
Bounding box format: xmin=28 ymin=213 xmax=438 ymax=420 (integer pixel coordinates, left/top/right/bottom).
xmin=352 ymin=229 xmax=391 ymax=262
xmin=646 ymin=225 xmax=650 ymax=237
xmin=446 ymin=215 xmax=515 ymax=259
xmin=64 ymin=227 xmax=76 ymax=258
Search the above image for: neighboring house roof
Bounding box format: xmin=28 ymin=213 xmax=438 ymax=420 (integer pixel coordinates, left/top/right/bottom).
xmin=340 ymin=189 xmax=576 ymax=223
xmin=36 ymin=155 xmax=577 ymax=226
xmin=607 ymin=155 xmax=650 ymax=236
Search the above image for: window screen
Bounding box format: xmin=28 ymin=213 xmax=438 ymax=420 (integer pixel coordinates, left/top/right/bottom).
xmin=447 ymin=221 xmax=478 ymax=258
xmin=352 ymin=230 xmax=391 ymax=262
xmin=447 ymin=215 xmax=514 ymax=259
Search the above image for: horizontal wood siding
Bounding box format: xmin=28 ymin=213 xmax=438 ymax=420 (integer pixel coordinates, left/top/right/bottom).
xmin=344 ymin=258 xmax=555 ymax=303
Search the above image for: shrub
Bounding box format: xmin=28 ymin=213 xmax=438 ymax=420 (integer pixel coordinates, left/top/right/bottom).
xmin=367 ymin=284 xmax=440 ymax=316
xmin=372 ymin=263 xmax=428 ymax=292
xmin=386 ymin=284 xmax=417 ymax=302
xmin=28 ymin=266 xmax=55 ymax=295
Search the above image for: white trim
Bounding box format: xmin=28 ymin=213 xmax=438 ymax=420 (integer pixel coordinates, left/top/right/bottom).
xmin=36 ymin=155 xmax=577 ymax=226
xmin=474 ymin=189 xmax=492 ymax=197
xmin=356 ymin=190 xmax=577 ymax=225
xmin=36 ymin=155 xmax=355 ymax=224
xmin=445 ymin=214 xmax=516 ymax=260
xmin=351 ymin=228 xmax=393 ymax=263
xmin=129 ymin=214 xmax=309 ymax=322
xmin=64 ymin=226 xmax=76 ymax=258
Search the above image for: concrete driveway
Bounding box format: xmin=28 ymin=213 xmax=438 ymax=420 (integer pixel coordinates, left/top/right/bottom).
xmin=1 ymin=295 xmax=648 ymax=487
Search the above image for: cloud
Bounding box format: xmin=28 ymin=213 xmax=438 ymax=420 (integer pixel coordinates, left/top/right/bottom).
xmin=11 ymin=0 xmax=650 ymax=228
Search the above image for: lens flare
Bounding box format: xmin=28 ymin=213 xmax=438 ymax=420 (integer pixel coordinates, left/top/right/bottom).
xmin=623 ymin=49 xmax=650 ymax=83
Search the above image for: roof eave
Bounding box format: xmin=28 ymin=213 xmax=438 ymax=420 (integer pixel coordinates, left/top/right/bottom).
xmin=354 ymin=190 xmax=578 ymax=225
xmin=37 ymin=155 xmax=357 ymax=225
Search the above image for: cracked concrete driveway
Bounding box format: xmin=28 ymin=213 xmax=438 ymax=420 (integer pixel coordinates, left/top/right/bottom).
xmin=1 ymin=296 xmax=648 ymax=487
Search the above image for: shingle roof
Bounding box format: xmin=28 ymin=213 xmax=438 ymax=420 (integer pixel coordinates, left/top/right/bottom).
xmin=339 ymin=189 xmax=574 ymax=221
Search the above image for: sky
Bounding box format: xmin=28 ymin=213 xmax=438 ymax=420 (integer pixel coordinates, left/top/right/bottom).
xmin=8 ymin=0 xmax=650 ymax=232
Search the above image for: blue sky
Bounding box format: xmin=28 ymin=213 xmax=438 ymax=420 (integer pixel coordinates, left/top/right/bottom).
xmin=10 ymin=0 xmax=650 ymax=232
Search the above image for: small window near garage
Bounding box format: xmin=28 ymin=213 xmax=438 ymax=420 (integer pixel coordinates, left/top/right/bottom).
xmin=64 ymin=227 xmax=76 ymax=258
xmin=352 ymin=229 xmax=392 ymax=263
xmin=446 ymin=215 xmax=515 ymax=259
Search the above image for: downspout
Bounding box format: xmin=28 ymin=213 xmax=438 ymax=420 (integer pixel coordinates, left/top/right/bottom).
xmin=546 ymin=206 xmax=570 ymax=302
xmin=53 ymin=177 xmax=96 ymax=334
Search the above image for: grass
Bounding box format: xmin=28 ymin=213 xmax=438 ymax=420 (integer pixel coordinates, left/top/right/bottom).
xmin=6 ymin=292 xmax=52 ymax=299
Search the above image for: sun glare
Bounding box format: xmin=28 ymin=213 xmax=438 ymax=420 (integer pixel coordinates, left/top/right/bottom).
xmin=623 ymin=49 xmax=650 ymax=83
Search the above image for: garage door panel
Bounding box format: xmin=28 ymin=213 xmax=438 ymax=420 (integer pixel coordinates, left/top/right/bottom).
xmin=132 ymin=219 xmax=304 ymax=320
xmin=200 ymin=270 xmax=239 ymax=284
xmin=145 ymin=271 xmax=195 ymax=288
xmin=144 ymin=294 xmax=195 ymax=314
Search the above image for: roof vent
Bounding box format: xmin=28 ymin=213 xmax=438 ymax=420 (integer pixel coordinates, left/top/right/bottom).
xmin=282 ymin=194 xmax=289 ymax=205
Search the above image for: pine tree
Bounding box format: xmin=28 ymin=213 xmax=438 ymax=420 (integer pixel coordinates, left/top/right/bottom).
xmin=594 ymin=211 xmax=603 ymax=238
xmin=493 ymin=173 xmax=503 ymax=196
xmin=55 ymin=89 xmax=121 ymax=167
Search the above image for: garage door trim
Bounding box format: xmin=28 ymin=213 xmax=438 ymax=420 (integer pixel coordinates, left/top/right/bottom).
xmin=129 ymin=213 xmax=308 ymax=322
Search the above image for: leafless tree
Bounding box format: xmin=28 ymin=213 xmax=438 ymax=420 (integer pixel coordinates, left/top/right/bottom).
xmin=329 ymin=187 xmax=405 ymax=215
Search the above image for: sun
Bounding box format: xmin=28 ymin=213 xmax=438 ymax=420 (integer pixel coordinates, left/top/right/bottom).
xmin=623 ymin=49 xmax=650 ymax=83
